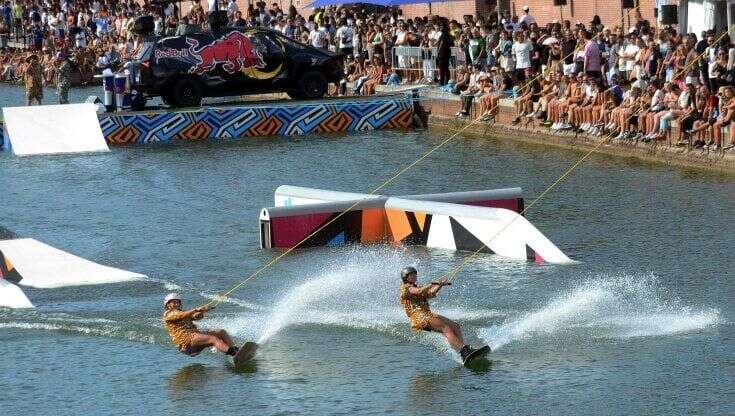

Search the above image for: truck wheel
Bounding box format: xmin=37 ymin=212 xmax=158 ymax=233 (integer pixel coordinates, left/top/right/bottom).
xmin=286 ymin=90 xmax=304 ymax=100
xmin=298 ymin=71 xmax=327 ymax=100
xmin=131 ymin=93 xmax=146 ymax=111
xmin=171 ymin=78 xmax=202 ymax=108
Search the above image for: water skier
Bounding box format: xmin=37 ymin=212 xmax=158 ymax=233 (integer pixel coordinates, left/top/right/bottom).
xmin=398 ymin=267 xmax=489 ymax=364
xmin=162 ymin=293 xmax=239 ymax=357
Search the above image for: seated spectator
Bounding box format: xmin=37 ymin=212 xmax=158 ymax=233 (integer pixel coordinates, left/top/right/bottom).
xmin=452 ymin=65 xmax=470 ymax=94
xmin=709 ymin=86 xmax=735 ymax=150
xmin=362 ymin=55 xmax=387 ymax=95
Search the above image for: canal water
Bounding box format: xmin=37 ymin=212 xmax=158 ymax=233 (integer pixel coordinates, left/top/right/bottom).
xmin=0 ymin=85 xmax=733 ymax=415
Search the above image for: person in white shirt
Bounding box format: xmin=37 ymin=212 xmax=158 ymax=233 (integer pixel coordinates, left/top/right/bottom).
xmin=518 ymin=5 xmax=535 ymax=27
xmin=512 ymin=31 xmax=532 ymax=80
xmin=226 ymin=0 xmax=238 ymax=20
xmin=621 ymin=32 xmax=640 ymax=81
xmin=335 ymin=19 xmax=353 ymax=56
xmin=309 ymin=24 xmax=328 ymax=49
xmin=153 ymin=14 xmax=164 ymax=35
xmin=75 ymin=29 xmax=86 ymax=48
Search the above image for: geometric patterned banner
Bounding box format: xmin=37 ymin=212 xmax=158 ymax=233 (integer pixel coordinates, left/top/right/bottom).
xmin=98 ymin=96 xmax=414 ymax=145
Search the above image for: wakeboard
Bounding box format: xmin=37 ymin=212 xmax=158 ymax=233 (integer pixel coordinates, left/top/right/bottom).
xmin=462 ymin=345 xmax=490 ymax=368
xmin=233 ymin=341 xmax=258 ymax=367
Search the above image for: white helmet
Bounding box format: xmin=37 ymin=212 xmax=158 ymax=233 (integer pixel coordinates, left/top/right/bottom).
xmin=163 ymin=293 xmax=181 ymax=306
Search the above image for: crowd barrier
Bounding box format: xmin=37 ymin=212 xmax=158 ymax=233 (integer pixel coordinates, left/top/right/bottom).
xmin=391 ymin=46 xmax=466 ymax=82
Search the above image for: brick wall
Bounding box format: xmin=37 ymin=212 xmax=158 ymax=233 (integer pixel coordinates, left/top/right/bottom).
xmin=516 ymin=0 xmax=657 ymax=29
xmin=400 ymin=0 xmax=488 ymax=22
xmin=182 ymin=0 xmax=658 ymax=29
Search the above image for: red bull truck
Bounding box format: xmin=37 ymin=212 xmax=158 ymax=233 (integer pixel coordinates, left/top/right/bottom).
xmin=134 ymin=28 xmax=343 ymax=108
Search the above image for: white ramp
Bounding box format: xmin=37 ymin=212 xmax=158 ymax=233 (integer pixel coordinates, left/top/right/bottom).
xmin=385 ymin=198 xmax=573 ymax=264
xmin=2 ymin=103 xmax=108 ymax=156
xmin=0 ymin=238 xmax=146 ymax=288
xmin=0 ymin=279 xmax=33 ymax=308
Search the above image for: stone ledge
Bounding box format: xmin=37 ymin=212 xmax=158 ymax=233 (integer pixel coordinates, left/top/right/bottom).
xmin=427 ymin=111 xmax=735 ymax=175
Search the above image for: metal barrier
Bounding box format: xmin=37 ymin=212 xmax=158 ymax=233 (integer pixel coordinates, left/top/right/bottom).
xmin=391 ymin=46 xmax=466 ymax=82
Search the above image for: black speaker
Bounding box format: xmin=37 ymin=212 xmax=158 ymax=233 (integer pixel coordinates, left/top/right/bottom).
xmin=661 ymin=4 xmax=678 ymax=25
xmin=133 ymin=15 xmax=154 ymax=36
xmin=553 ymin=0 xmax=567 ymax=5
xmin=208 ymin=10 xmax=229 ymax=31
xmin=621 ymin=0 xmax=635 ymax=9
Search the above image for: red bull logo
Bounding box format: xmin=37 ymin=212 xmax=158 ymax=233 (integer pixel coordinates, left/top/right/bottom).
xmin=186 ymin=31 xmax=266 ymax=75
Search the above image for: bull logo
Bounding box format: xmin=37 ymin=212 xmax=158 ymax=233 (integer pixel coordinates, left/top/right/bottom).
xmin=186 ymin=31 xmax=266 ymax=75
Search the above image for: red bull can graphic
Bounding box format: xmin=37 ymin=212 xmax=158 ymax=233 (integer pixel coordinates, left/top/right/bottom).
xmin=186 ymin=31 xmax=266 ymax=75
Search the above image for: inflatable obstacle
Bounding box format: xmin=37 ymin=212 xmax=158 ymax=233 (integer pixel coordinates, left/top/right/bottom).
xmin=0 ymin=237 xmax=147 ymax=308
xmin=2 ymin=104 xmax=109 ymax=156
xmin=260 ymin=186 xmax=571 ymax=264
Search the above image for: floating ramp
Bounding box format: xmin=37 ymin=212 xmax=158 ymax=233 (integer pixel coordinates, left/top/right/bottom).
xmin=260 ymin=186 xmax=571 ymax=264
xmin=2 ymin=103 xmax=108 ymax=156
xmin=385 ymin=198 xmax=571 ymax=264
xmin=274 ymin=185 xmax=524 ymax=212
xmin=0 ymin=279 xmax=33 ymax=308
xmin=0 ymin=238 xmax=146 ymax=308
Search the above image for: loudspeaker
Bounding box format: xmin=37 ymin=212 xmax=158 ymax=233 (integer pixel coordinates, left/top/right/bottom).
xmin=660 ymin=4 xmax=678 ymax=25
xmin=621 ymin=0 xmax=635 ymax=9
xmin=208 ymin=10 xmax=229 ymax=31
xmin=553 ymin=0 xmax=567 ymax=6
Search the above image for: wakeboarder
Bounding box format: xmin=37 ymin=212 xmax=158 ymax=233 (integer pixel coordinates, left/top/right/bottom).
xmin=398 ymin=267 xmax=490 ymax=365
xmin=162 ymin=293 xmax=239 ymax=357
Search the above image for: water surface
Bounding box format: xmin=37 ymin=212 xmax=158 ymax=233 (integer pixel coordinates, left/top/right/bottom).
xmin=0 ymin=85 xmax=733 ymax=415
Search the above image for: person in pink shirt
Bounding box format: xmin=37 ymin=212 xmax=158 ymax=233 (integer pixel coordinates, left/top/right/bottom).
xmin=583 ymin=31 xmax=601 ymax=80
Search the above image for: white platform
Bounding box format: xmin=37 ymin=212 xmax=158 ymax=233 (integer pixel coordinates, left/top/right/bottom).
xmin=0 ymin=238 xmax=146 ymax=288
xmin=2 ymin=103 xmax=109 ymax=156
xmin=0 ymin=279 xmax=33 ymax=308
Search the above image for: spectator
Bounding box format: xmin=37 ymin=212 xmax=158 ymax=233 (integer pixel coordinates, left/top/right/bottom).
xmin=519 ymin=5 xmax=535 ymax=27
xmin=23 ymin=53 xmax=42 ymax=105
xmin=512 ymin=31 xmax=532 ymax=81
xmin=436 ymin=22 xmax=453 ymax=86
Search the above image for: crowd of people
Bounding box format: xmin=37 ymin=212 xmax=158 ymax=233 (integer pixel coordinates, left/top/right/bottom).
xmin=439 ymin=10 xmax=735 ymax=151
xmin=0 ymin=0 xmax=734 ymax=150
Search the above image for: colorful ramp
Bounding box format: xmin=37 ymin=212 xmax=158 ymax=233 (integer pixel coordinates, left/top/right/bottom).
xmin=273 ymin=185 xmax=524 ymax=212
xmin=384 ymin=198 xmax=571 ymax=264
xmin=2 ymin=103 xmax=108 ymax=156
xmin=0 ymin=237 xmax=147 ymax=308
xmin=260 ymin=186 xmax=570 ymax=264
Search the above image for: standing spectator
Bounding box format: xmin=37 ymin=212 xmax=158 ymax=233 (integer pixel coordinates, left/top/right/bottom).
xmin=11 ymin=0 xmax=22 ymax=38
xmin=620 ymin=31 xmax=640 ymax=82
xmin=518 ymin=5 xmax=535 ymax=28
xmin=468 ymin=27 xmax=485 ymax=69
xmin=226 ymin=0 xmax=238 ymax=21
xmin=436 ymin=22 xmax=453 ymax=86
xmin=308 ymin=19 xmax=328 ymax=49
xmin=55 ymin=51 xmax=70 ymax=104
xmin=583 ymin=30 xmax=601 ymax=79
xmin=31 ymin=24 xmax=44 ymax=50
xmin=335 ymin=18 xmax=353 ymax=57
xmin=232 ymin=11 xmax=247 ymax=28
xmin=512 ymin=31 xmax=532 ymax=81
xmin=369 ymin=24 xmax=384 ymax=59
xmin=496 ymin=30 xmax=513 ymax=73
xmin=23 ymin=54 xmax=43 ymax=105
xmin=2 ymin=1 xmax=11 ymax=34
